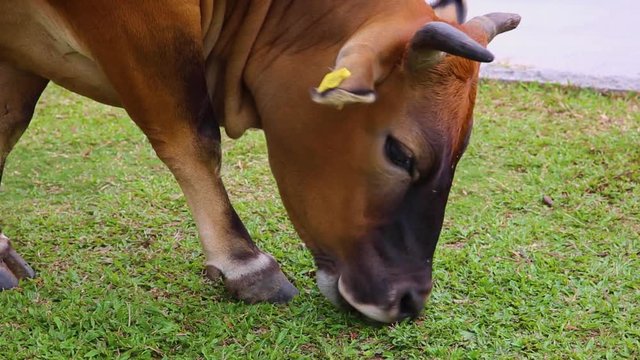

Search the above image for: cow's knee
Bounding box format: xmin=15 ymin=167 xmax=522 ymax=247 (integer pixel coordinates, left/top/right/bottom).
xmin=148 ymin=136 xmax=222 ymax=182
xmin=144 ymin=108 xmax=222 ymax=174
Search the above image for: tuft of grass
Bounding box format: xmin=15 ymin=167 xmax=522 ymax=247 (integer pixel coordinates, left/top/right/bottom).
xmin=1 ymin=82 xmax=638 ymax=359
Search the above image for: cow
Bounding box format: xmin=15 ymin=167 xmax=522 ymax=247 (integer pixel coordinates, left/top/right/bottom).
xmin=0 ymin=0 xmax=520 ymax=323
xmin=428 ymin=0 xmax=468 ymax=24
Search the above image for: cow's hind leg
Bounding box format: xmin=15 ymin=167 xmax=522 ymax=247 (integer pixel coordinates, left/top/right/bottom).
xmin=0 ymin=63 xmax=48 ymax=289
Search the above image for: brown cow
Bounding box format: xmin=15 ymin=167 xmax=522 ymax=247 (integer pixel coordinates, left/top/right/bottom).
xmin=0 ymin=0 xmax=519 ymax=323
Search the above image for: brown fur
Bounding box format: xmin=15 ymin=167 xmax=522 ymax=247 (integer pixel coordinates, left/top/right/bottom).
xmin=0 ymin=0 xmax=516 ymax=316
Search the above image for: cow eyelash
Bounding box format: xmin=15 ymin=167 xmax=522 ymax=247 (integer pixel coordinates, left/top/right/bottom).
xmin=385 ymin=136 xmax=415 ymax=175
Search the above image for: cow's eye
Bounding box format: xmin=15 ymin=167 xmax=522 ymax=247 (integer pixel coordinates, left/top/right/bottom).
xmin=385 ymin=136 xmax=414 ymax=174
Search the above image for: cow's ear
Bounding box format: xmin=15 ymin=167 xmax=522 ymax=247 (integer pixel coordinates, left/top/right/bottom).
xmin=310 ymin=43 xmax=383 ymax=109
xmin=311 ymin=27 xmax=409 ymax=109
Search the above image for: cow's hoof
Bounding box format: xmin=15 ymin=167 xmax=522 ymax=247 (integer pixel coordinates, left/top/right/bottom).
xmin=229 ymin=270 xmax=299 ymax=304
xmin=0 ymin=234 xmax=36 ymax=290
xmin=223 ymin=254 xmax=299 ymax=304
xmin=0 ymin=263 xmax=19 ymax=289
xmin=205 ymin=265 xmax=222 ymax=281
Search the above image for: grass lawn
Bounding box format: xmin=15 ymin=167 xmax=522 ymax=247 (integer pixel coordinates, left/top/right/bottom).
xmin=0 ymin=81 xmax=638 ymax=359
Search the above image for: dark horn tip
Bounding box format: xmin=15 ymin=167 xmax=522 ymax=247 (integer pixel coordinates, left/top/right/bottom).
xmin=480 ymin=51 xmax=495 ymax=63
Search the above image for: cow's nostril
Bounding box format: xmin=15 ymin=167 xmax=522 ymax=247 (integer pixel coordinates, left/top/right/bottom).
xmin=398 ymin=290 xmax=425 ymax=320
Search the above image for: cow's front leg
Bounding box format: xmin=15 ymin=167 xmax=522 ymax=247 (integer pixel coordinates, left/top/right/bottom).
xmin=148 ymin=125 xmax=298 ymax=303
xmin=190 ymin=146 xmax=298 ymax=303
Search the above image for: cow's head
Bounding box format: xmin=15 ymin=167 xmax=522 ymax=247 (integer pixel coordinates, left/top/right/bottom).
xmin=248 ymin=6 xmax=520 ymax=322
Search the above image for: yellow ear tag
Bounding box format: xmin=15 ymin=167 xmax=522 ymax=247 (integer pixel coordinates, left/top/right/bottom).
xmin=316 ymin=67 xmax=352 ymax=93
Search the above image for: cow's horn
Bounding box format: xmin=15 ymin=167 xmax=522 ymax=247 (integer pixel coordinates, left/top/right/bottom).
xmin=407 ymin=21 xmax=494 ymax=71
xmin=464 ymin=12 xmax=521 ymax=44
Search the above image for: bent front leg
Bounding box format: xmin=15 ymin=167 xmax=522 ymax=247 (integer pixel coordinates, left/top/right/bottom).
xmin=123 ymin=100 xmax=297 ymax=302
xmin=151 ymin=122 xmax=298 ymax=303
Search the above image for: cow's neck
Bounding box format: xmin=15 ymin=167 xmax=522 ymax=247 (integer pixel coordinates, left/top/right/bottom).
xmin=201 ymin=0 xmax=273 ymax=139
xmin=200 ymin=1 xmax=392 ymax=139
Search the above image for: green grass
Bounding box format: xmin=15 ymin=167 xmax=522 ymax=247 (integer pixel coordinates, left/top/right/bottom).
xmin=0 ymin=82 xmax=638 ymax=359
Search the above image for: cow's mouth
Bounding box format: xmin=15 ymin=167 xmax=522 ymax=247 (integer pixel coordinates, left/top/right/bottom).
xmin=337 ymin=276 xmax=402 ymax=323
xmin=316 ymin=269 xmax=414 ymax=323
xmin=315 ymin=269 xmax=397 ymax=324
xmin=315 ymin=263 xmax=431 ymax=323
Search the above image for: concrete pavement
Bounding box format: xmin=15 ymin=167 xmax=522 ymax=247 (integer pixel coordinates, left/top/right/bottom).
xmin=468 ymin=0 xmax=640 ymax=91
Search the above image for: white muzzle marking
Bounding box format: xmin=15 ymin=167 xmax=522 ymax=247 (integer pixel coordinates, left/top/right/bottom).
xmin=338 ymin=276 xmax=398 ymax=323
xmin=316 ymin=270 xmax=341 ymax=306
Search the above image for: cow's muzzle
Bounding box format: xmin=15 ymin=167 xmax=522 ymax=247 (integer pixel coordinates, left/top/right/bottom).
xmin=338 ymin=276 xmax=431 ymax=323
xmin=315 ymin=267 xmax=432 ymax=323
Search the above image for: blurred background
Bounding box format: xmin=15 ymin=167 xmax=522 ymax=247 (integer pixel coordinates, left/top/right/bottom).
xmin=468 ymin=0 xmax=640 ymax=91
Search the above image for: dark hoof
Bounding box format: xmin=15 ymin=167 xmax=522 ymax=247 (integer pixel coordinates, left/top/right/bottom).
xmin=0 ymin=263 xmax=19 ymax=290
xmin=205 ymin=265 xmax=222 ymax=281
xmin=225 ymin=256 xmax=299 ymax=304
xmin=265 ymin=277 xmax=299 ymax=304
xmin=0 ymin=233 xmax=35 ymax=290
